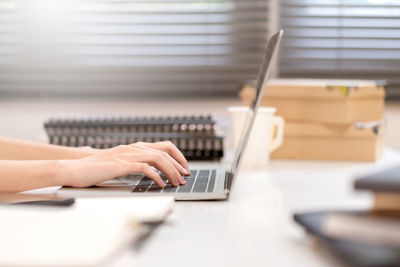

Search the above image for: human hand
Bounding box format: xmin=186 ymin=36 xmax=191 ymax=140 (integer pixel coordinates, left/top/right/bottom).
xmin=58 ymin=141 xmax=190 ymax=188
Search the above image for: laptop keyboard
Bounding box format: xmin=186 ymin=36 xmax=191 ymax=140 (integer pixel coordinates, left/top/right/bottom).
xmin=132 ymin=169 xmax=217 ymax=194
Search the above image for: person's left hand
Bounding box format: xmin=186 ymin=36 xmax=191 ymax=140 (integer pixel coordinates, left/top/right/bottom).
xmin=60 ymin=141 xmax=190 ymax=188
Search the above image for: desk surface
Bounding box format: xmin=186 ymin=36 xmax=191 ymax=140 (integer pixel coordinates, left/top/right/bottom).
xmin=2 ymin=98 xmax=400 ymax=267
xmin=111 ymin=149 xmax=400 ymax=267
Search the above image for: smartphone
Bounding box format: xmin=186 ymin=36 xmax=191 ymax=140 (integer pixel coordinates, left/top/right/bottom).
xmin=0 ymin=192 xmax=75 ymax=206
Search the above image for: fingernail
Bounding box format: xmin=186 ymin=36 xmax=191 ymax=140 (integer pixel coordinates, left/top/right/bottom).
xmin=161 ymin=182 xmax=166 ymax=188
xmin=180 ymin=166 xmax=190 ymax=175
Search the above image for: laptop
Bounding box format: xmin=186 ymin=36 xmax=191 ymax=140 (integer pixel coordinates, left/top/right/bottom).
xmin=58 ymin=30 xmax=283 ymax=200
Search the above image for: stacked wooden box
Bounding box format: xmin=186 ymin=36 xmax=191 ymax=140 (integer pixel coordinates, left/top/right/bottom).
xmin=240 ymin=79 xmax=386 ymax=161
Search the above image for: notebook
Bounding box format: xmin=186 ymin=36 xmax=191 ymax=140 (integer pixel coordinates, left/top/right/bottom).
xmin=355 ymin=165 xmax=400 ymax=213
xmin=0 ymin=196 xmax=174 ymax=266
xmin=355 ymin=165 xmax=400 ymax=192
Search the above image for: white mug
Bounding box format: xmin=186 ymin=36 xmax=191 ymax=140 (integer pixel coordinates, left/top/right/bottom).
xmin=229 ymin=106 xmax=284 ymax=168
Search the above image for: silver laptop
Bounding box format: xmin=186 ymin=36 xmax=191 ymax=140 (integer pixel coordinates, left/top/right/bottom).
xmin=58 ymin=30 xmax=283 ymax=200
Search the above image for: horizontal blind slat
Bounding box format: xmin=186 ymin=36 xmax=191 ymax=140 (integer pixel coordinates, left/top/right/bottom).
xmin=0 ymin=0 xmax=269 ymax=95
xmin=280 ymin=0 xmax=400 ymax=97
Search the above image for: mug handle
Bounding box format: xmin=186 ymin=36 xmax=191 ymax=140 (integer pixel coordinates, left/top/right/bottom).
xmin=270 ymin=116 xmax=284 ymax=152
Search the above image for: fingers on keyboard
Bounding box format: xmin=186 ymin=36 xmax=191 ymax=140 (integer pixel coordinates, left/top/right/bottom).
xmin=133 ymin=169 xmax=215 ymax=193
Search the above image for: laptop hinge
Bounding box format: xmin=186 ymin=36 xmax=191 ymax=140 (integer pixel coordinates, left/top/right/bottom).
xmin=224 ymin=172 xmax=234 ymax=191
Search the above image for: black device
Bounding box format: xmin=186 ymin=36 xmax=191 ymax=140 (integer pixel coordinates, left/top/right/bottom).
xmin=294 ymin=210 xmax=400 ymax=267
xmin=0 ymin=192 xmax=75 ymax=206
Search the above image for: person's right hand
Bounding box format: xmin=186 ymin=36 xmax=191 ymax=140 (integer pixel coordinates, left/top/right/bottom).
xmin=58 ymin=142 xmax=190 ymax=188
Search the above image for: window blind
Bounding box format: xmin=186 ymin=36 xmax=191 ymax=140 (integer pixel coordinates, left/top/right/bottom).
xmin=279 ymin=0 xmax=400 ymax=97
xmin=0 ymin=0 xmax=269 ymax=96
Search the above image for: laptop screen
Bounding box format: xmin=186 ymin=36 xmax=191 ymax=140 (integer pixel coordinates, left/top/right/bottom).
xmin=230 ymin=30 xmax=283 ymax=173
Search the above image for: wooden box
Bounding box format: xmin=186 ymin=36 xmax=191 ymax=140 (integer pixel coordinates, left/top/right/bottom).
xmin=270 ymin=121 xmax=385 ymax=161
xmin=240 ymin=79 xmax=386 ymax=124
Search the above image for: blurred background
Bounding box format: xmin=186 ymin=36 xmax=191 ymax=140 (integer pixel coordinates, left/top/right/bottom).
xmin=0 ymin=3 xmax=398 ymax=265
xmin=0 ymin=0 xmax=399 ymax=149
xmin=0 ymin=0 xmax=399 ymax=97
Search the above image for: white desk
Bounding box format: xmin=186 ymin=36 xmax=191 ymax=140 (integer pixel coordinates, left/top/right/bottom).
xmin=107 ymin=148 xmax=400 ymax=267
xmin=2 ymin=98 xmax=400 ymax=266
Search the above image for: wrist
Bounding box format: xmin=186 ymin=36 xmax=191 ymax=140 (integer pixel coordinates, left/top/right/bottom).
xmin=54 ymin=159 xmax=75 ymax=187
xmin=70 ymin=146 xmax=98 ymax=158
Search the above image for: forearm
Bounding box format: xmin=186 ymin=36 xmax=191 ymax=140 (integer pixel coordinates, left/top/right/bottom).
xmin=0 ymin=160 xmax=63 ymax=192
xmin=0 ymin=141 xmax=190 ymax=192
xmin=0 ymin=136 xmax=94 ymax=160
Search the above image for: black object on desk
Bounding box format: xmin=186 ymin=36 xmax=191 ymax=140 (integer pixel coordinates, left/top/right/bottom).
xmin=0 ymin=192 xmax=75 ymax=207
xmin=294 ymin=210 xmax=400 ymax=267
xmin=355 ymin=165 xmax=400 ymax=193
